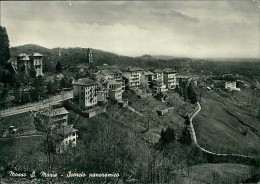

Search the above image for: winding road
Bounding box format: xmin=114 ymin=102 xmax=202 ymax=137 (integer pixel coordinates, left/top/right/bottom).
xmin=189 ymin=102 xmax=256 ymax=159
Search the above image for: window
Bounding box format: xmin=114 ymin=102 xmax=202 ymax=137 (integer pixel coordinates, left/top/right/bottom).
xmin=73 ymin=138 xmax=75 ymax=142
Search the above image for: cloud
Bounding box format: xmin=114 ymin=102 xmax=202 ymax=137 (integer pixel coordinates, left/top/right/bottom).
xmin=2 ymin=1 xmax=259 ymax=58
xmin=151 ymin=10 xmax=199 ymax=23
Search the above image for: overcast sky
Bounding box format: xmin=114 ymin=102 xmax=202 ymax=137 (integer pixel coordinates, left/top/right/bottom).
xmin=2 ymin=1 xmax=260 ymax=58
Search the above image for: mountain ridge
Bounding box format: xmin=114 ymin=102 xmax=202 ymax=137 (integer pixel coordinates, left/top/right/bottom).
xmin=10 ymin=44 xmax=191 ymax=73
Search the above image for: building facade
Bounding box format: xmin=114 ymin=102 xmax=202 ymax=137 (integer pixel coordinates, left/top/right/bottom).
xmin=108 ymin=80 xmax=123 ymax=101
xmin=17 ymin=53 xmax=43 ymax=76
xmin=94 ymin=68 xmax=125 ymax=91
xmin=56 ymin=125 xmax=78 ymax=154
xmin=39 ymin=107 xmax=69 ymax=128
xmin=35 ymin=107 xmax=78 ymax=154
xmin=152 ymin=69 xmax=164 ymax=80
xmin=96 ymin=83 xmax=108 ymax=104
xmin=141 ymin=71 xmax=154 ymax=89
xmin=225 ymin=81 xmax=240 ymax=91
xmin=73 ymin=78 xmax=98 ymax=109
xmin=163 ymin=68 xmax=177 ymax=89
xmin=151 ymin=78 xmax=168 ymax=94
xmin=122 ymin=66 xmax=143 ymax=88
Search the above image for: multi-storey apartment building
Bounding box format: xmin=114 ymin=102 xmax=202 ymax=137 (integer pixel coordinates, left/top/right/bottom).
xmin=141 ymin=71 xmax=154 ymax=89
xmin=73 ymin=78 xmax=98 ymax=110
xmin=17 ymin=53 xmax=43 ymax=76
xmin=94 ymin=68 xmax=125 ymax=91
xmin=122 ymin=66 xmax=143 ymax=88
xmin=151 ymin=78 xmax=168 ymax=93
xmin=163 ymin=68 xmax=177 ymax=89
xmin=108 ymin=80 xmax=123 ymax=101
xmin=100 ymin=68 xmax=123 ymax=82
xmin=39 ymin=107 xmax=69 ymax=128
xmin=151 ymin=69 xmax=164 ymax=80
xmin=96 ymin=82 xmax=108 ymax=104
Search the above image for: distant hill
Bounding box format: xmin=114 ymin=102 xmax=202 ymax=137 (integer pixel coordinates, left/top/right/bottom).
xmin=152 ymin=55 xmax=178 ymax=60
xmin=10 ymin=44 xmax=190 ymax=73
xmin=137 ymin=54 xmax=153 ymax=60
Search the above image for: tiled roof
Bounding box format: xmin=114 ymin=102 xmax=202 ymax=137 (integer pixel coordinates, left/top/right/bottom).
xmin=31 ymin=53 xmax=43 ymax=57
xmin=57 ymin=126 xmax=78 ymax=135
xmin=73 ymin=78 xmax=97 ymax=86
xmin=125 ymin=66 xmax=143 ymax=72
xmin=17 ymin=53 xmax=28 ymax=57
xmin=74 ymin=64 xmax=89 ymax=69
xmin=17 ymin=53 xmax=43 ymax=59
xmin=163 ymin=68 xmax=176 ymax=73
xmin=108 ymin=80 xmax=121 ymax=85
xmin=101 ymin=68 xmax=123 ymax=75
xmin=97 ymin=65 xmax=117 ymax=70
xmin=152 ymin=69 xmax=163 ymax=73
xmin=41 ymin=107 xmax=69 ymax=117
xmin=17 ymin=53 xmax=30 ymax=60
xmin=143 ymin=71 xmax=154 ymax=75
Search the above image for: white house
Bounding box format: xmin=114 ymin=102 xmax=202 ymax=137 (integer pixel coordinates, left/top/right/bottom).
xmin=55 ymin=125 xmax=78 ymax=154
xmin=73 ymin=78 xmax=98 ymax=110
xmin=122 ymin=66 xmax=143 ymax=88
xmin=225 ymin=81 xmax=240 ymax=91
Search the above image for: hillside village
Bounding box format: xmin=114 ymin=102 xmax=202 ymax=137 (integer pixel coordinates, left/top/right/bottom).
xmin=1 ymin=0 xmax=260 ymax=182
xmin=1 ymin=43 xmax=260 ymax=183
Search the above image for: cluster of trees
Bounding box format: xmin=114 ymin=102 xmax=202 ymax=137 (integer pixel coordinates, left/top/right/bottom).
xmin=177 ymin=79 xmax=198 ymax=104
xmin=0 ymin=27 xmax=74 ymax=108
xmin=33 ymin=111 xmax=137 ymax=181
xmin=0 ymin=26 xmax=14 ymax=107
xmin=159 ymin=125 xmax=192 ymax=147
xmin=11 ymin=74 xmax=73 ymax=106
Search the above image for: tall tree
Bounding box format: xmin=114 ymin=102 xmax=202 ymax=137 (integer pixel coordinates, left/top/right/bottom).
xmin=55 ymin=61 xmax=62 ymax=73
xmin=33 ymin=108 xmax=60 ymax=168
xmin=187 ymin=80 xmax=197 ymax=104
xmin=0 ymin=26 xmax=10 ymax=65
xmin=60 ymin=75 xmax=72 ymax=89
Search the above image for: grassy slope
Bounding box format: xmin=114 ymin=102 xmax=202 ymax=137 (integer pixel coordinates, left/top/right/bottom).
xmin=181 ymin=163 xmax=256 ymax=184
xmin=0 ymin=113 xmax=45 ymax=171
xmin=193 ymin=89 xmax=260 ymax=156
xmin=0 ymin=112 xmax=36 ymax=135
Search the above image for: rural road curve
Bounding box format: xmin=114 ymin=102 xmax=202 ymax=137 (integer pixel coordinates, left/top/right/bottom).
xmin=189 ymin=102 xmax=256 ymax=159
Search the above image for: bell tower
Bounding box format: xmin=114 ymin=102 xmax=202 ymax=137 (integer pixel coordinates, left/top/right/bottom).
xmin=87 ymin=48 xmax=93 ymax=63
